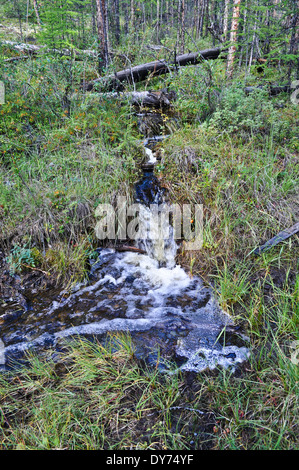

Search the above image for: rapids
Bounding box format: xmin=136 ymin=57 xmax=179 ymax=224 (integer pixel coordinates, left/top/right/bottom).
xmin=0 ymin=112 xmax=250 ymax=373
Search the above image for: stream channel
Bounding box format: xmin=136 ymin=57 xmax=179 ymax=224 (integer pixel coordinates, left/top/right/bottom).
xmin=0 ymin=108 xmax=250 ymax=373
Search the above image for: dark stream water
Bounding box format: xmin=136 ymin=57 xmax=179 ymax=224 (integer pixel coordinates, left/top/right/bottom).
xmin=0 ymin=111 xmax=249 ymax=372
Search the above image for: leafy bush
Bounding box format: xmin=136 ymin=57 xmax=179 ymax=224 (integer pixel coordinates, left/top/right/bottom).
xmin=166 ymin=61 xmax=223 ymax=123
xmin=209 ymin=85 xmax=295 ymax=142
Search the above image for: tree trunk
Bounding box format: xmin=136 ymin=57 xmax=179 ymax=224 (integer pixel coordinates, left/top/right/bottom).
xmin=85 ymin=47 xmax=222 ymax=91
xmin=91 ymin=0 xmax=97 ymax=35
xmin=130 ymin=0 xmax=135 ymax=35
xmin=114 ymin=0 xmax=120 ymax=44
xmin=199 ymin=0 xmax=206 ymax=35
xmin=156 ymin=0 xmax=160 ymax=42
xmin=83 ymin=90 xmax=176 ymax=108
xmin=195 ymin=0 xmax=200 ymax=38
xmin=226 ymin=0 xmax=241 ymax=78
xmin=287 ymin=8 xmax=299 ymax=81
xmin=238 ymin=0 xmax=248 ymax=68
xmin=123 ymin=1 xmax=129 ymax=35
xmin=181 ymin=0 xmax=185 ymax=53
xmin=32 ymin=0 xmax=41 ymax=26
xmin=205 ymin=0 xmax=210 ymax=37
xmin=223 ymin=0 xmax=230 ymax=40
xmin=95 ymin=0 xmax=109 ymax=70
xmin=246 ymin=11 xmax=257 ymax=78
xmin=177 ymin=0 xmax=185 ymax=53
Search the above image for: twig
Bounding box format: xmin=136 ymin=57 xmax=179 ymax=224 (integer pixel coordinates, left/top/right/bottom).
xmin=115 ymin=245 xmax=146 ymax=254
xmin=20 ymin=263 xmax=50 ymax=276
xmin=251 ymin=222 xmax=299 ymax=255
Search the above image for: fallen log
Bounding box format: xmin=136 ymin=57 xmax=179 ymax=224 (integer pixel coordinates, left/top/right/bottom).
xmin=85 ymin=47 xmax=222 ymax=91
xmin=253 ymin=222 xmax=299 ymax=255
xmin=244 ymin=84 xmax=291 ymax=96
xmin=1 ymin=40 xmax=97 ymax=59
xmin=115 ymin=245 xmax=146 ymax=254
xmin=78 ymin=89 xmax=176 ymax=108
xmin=128 ymin=89 xmax=176 ymax=107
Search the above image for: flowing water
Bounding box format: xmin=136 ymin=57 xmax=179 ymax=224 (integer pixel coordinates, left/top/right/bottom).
xmin=0 ymin=112 xmax=250 ymax=372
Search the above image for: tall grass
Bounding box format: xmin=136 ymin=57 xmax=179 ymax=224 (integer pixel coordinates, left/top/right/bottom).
xmin=0 ymin=335 xmax=195 ymax=450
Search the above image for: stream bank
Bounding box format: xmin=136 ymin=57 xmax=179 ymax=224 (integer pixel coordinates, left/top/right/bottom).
xmin=0 ymin=105 xmax=250 ymax=374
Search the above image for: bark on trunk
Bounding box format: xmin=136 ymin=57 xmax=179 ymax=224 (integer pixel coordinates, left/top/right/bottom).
xmin=114 ymin=0 xmax=120 ymax=44
xmin=115 ymin=246 xmax=146 ymax=254
xmin=244 ymin=84 xmax=291 ymax=96
xmin=95 ymin=0 xmax=109 ymax=70
xmin=81 ymin=90 xmax=176 ymax=108
xmin=223 ymin=0 xmax=229 ymax=40
xmin=253 ymin=222 xmax=299 ymax=255
xmin=226 ymin=0 xmax=241 ymax=78
xmin=33 ymin=0 xmax=41 ymax=26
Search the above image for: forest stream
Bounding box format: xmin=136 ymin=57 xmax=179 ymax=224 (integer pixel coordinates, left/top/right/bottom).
xmin=0 ymin=109 xmax=250 ymax=373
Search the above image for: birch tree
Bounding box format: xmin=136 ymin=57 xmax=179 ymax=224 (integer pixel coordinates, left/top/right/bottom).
xmin=226 ymin=0 xmax=241 ymax=78
xmin=223 ymin=0 xmax=230 ymax=40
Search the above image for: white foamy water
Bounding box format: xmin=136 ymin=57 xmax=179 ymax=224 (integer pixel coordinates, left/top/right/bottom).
xmin=135 ymin=202 xmax=178 ymax=268
xmin=145 ymin=146 xmax=157 ymax=163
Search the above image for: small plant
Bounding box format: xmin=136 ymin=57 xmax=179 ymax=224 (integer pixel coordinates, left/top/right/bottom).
xmin=7 ymin=245 xmax=41 ymax=274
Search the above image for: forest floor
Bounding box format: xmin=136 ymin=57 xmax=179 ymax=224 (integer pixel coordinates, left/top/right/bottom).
xmin=0 ymin=20 xmax=298 ymax=450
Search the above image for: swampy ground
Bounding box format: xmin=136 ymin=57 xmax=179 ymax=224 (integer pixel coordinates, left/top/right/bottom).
xmin=0 ymin=10 xmax=298 ymax=450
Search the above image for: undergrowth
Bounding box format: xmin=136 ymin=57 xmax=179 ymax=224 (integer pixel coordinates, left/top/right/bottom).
xmin=0 ymin=12 xmax=298 ymax=451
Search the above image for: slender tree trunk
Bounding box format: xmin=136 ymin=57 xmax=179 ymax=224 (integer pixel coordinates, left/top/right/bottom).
xmin=95 ymin=0 xmax=109 ymax=70
xmin=25 ymin=0 xmax=30 ymax=42
xmin=156 ymin=0 xmax=160 ymax=42
xmin=287 ymin=7 xmax=299 ymax=81
xmin=204 ymin=0 xmax=209 ymax=36
xmin=247 ymin=8 xmax=257 ymax=77
xmin=199 ymin=0 xmax=206 ymax=35
xmin=142 ymin=2 xmax=146 ymax=33
xmin=33 ymin=0 xmax=41 ymax=26
xmin=116 ymin=0 xmax=120 ymax=44
xmin=91 ymin=0 xmax=97 ymax=35
xmin=105 ymin=0 xmax=110 ymax=53
xmin=130 ymin=0 xmax=135 ymax=35
xmin=181 ymin=0 xmax=185 ymax=53
xmin=226 ymin=0 xmax=241 ymax=78
xmin=170 ymin=1 xmax=174 ymax=29
xmin=194 ymin=0 xmax=200 ymax=38
xmin=223 ymin=0 xmax=230 ymax=40
xmin=238 ymin=0 xmax=248 ymax=68
xmin=177 ymin=0 xmax=185 ymax=54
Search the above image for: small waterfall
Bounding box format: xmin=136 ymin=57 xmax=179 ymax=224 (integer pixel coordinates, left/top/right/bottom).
xmin=136 ymin=202 xmax=178 ymax=268
xmin=144 ymin=146 xmax=157 ymax=164
xmin=134 ymin=146 xmax=178 ymax=268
